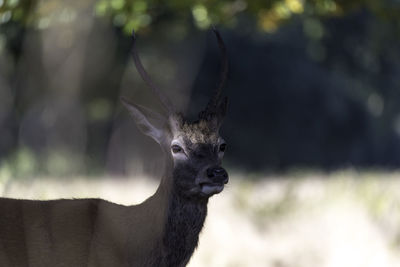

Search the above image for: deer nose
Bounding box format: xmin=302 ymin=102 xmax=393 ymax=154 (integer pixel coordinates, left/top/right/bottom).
xmin=206 ymin=167 xmax=229 ymax=184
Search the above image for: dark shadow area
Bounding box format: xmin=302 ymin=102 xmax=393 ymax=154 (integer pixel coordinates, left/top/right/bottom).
xmin=192 ymin=11 xmax=400 ymax=171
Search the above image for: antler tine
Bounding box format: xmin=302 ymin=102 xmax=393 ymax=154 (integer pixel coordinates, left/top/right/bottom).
xmin=131 ymin=30 xmax=174 ymax=114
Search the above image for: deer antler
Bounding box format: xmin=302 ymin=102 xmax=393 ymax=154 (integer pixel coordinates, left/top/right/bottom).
xmin=211 ymin=27 xmax=228 ymax=107
xmin=131 ymin=30 xmax=175 ymax=114
xmin=200 ymin=27 xmax=229 ymax=120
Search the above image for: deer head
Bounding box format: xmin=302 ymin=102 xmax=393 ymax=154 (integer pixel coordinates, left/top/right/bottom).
xmin=121 ymin=29 xmax=229 ymax=200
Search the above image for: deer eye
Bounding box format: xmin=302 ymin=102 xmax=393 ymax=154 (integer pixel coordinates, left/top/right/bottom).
xmin=171 ymin=145 xmax=183 ymax=154
xmin=219 ymin=143 xmax=227 ymax=152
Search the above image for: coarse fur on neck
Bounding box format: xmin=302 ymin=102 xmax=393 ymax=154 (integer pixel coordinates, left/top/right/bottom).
xmin=162 ymin=188 xmax=208 ymax=266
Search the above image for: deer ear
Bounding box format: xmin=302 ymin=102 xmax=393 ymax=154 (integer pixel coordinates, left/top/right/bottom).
xmin=121 ymin=97 xmax=167 ymax=143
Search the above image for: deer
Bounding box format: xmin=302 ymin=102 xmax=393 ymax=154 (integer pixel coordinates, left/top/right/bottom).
xmin=0 ymin=28 xmax=229 ymax=267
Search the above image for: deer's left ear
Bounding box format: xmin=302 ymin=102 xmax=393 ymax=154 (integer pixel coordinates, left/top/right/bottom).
xmin=121 ymin=97 xmax=167 ymax=144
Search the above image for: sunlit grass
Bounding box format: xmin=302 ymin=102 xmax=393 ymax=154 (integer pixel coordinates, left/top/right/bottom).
xmin=1 ymin=170 xmax=400 ymax=267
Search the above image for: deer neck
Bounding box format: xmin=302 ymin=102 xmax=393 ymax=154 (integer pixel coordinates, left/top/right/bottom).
xmin=150 ymin=159 xmax=209 ymax=266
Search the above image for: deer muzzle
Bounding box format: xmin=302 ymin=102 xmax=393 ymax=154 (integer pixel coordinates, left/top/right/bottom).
xmin=198 ymin=166 xmax=229 ymax=196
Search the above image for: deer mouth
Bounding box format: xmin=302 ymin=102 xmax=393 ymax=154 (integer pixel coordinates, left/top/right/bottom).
xmin=199 ymin=182 xmax=225 ymax=196
xmin=197 ymin=168 xmax=229 ymax=197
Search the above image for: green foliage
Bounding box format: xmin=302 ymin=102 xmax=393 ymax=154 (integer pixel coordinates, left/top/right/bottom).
xmin=1 ymin=0 xmax=399 ymax=34
xmin=0 ymin=146 xmax=37 ymax=179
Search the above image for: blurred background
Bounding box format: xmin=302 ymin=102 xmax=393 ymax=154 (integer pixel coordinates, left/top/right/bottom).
xmin=1 ymin=0 xmax=400 ymax=266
